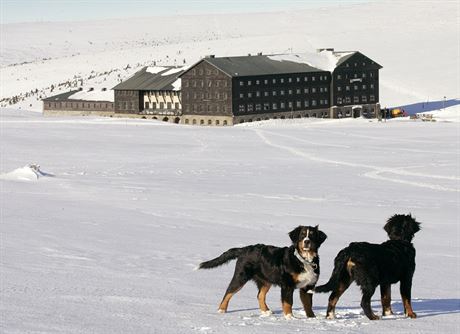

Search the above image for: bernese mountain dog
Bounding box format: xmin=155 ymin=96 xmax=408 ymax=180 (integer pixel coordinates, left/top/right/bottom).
xmin=314 ymin=214 xmax=421 ymax=320
xmin=198 ymin=225 xmax=327 ymax=319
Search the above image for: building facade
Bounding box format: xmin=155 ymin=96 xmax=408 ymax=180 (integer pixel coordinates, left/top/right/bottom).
xmin=43 ymin=89 xmax=114 ymax=116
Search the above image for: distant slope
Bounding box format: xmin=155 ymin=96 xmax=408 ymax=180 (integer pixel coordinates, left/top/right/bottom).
xmin=1 ymin=0 xmax=458 ymax=111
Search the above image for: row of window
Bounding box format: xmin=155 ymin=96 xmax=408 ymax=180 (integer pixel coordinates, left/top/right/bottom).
xmin=185 ymin=104 xmax=228 ymax=113
xmin=336 ymin=95 xmax=376 ymax=104
xmin=183 ymin=79 xmax=228 ymax=88
xmin=190 ymin=68 xmax=220 ymax=76
xmin=239 ymin=75 xmax=328 ymax=87
xmin=238 ymin=111 xmax=329 ymax=123
xmin=117 ymin=102 xmax=135 ymax=110
xmin=337 ymin=83 xmax=375 ymax=92
xmin=144 ymin=102 xmax=180 ymax=110
xmin=46 ymin=102 xmax=113 ymax=109
xmin=238 ymin=99 xmax=329 ymax=113
xmin=239 ymin=86 xmax=328 ymax=99
xmin=336 ymin=72 xmax=376 ymax=80
xmin=186 ymin=92 xmax=228 ymax=100
xmin=184 ymin=118 xmax=229 ymax=126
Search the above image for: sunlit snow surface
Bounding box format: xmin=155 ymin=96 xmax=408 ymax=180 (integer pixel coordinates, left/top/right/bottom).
xmin=1 ymin=109 xmax=459 ymax=333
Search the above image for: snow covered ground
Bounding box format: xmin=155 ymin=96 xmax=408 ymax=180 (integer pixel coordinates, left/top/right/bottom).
xmin=1 ymin=109 xmax=459 ymax=333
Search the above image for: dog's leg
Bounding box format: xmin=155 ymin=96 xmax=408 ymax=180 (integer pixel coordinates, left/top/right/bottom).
xmin=380 ymin=284 xmax=394 ymax=316
xmin=326 ymin=279 xmax=351 ymax=319
xmin=300 ymin=287 xmax=315 ymax=318
xmin=257 ymin=282 xmax=272 ymax=315
xmin=218 ymin=266 xmax=250 ymax=313
xmin=360 ymin=284 xmax=379 ymax=320
xmin=400 ymin=278 xmax=416 ymax=319
xmin=281 ymin=286 xmax=294 ymax=319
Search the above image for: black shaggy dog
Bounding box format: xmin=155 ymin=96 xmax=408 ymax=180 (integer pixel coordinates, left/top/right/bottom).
xmin=198 ymin=226 xmax=327 ymax=319
xmin=315 ymin=214 xmax=421 ymax=320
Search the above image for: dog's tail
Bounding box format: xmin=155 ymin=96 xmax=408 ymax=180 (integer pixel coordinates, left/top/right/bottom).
xmin=315 ymin=248 xmax=351 ymax=293
xmin=198 ymin=247 xmax=245 ymax=269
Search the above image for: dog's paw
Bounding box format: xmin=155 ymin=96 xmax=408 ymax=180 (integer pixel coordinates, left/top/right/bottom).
xmin=260 ymin=310 xmax=273 ymax=317
xmin=217 ymin=309 xmax=226 ymax=314
xmin=326 ymin=312 xmax=335 ymax=319
xmin=284 ymin=313 xmax=295 ymax=320
xmin=406 ymin=312 xmax=417 ymax=319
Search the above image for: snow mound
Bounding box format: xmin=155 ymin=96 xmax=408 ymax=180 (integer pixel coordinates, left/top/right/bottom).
xmin=0 ymin=164 xmax=54 ymax=181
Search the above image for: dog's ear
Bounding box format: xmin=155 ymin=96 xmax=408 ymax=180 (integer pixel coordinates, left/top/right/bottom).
xmin=288 ymin=226 xmax=302 ymax=243
xmin=315 ymin=225 xmax=328 ymax=245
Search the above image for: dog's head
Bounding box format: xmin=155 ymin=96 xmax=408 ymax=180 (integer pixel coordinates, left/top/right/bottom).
xmin=384 ymin=214 xmax=421 ymax=242
xmin=289 ymin=225 xmax=327 ymax=261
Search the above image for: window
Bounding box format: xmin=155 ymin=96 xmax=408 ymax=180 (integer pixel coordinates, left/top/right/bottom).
xmin=337 ymin=74 xmax=342 ymax=80
xmin=248 ymin=92 xmax=252 ymax=98
xmin=160 ymin=102 xmax=164 ymax=109
xmin=256 ymin=91 xmax=260 ymax=97
xmin=280 ymin=90 xmax=285 ymax=96
xmin=312 ymin=76 xmax=316 ymax=81
xmin=288 ymin=89 xmax=293 ymax=95
xmin=354 ymin=96 xmax=359 ymax=103
xmin=280 ymin=102 xmax=286 ymax=109
xmin=304 ymin=88 xmax=309 ymax=94
xmin=263 ymin=103 xmax=270 ymax=110
xmin=304 ymin=76 xmax=308 ymax=82
xmin=208 ymin=119 xmax=212 ymax=125
xmin=208 ymin=81 xmax=212 ymax=87
xmin=264 ymin=91 xmax=269 ymax=97
xmin=200 ymin=119 xmax=204 ymax=125
xmin=312 ymin=100 xmax=317 ymax=106
xmin=255 ymin=104 xmax=262 ymax=111
xmin=370 ymin=95 xmax=375 ymax=102
xmin=247 ymin=104 xmax=254 ymax=112
xmin=324 ymin=87 xmax=328 ymax=92
xmin=345 ymin=97 xmax=351 ymax=103
xmin=184 ymin=80 xmax=189 ymax=87
xmin=216 ymin=120 xmax=220 ymax=125
xmin=337 ymin=97 xmax=343 ymax=105
xmin=145 ymin=102 xmax=150 ymax=109
xmin=304 ymin=100 xmax=309 ymax=107
xmin=296 ymin=101 xmax=301 ymax=108
xmin=296 ymin=88 xmax=301 ymax=94
xmin=207 ymin=105 xmax=211 ymax=112
xmin=311 ymin=88 xmax=316 ymax=93
xmin=239 ymin=104 xmax=245 ymax=112
xmin=167 ymin=102 xmax=171 ymax=109
xmin=206 ymin=69 xmax=211 ymax=75
xmin=362 ymin=84 xmax=367 ymax=90
xmin=370 ymin=72 xmax=374 ymax=78
xmin=370 ymin=84 xmax=374 ymax=89
xmin=346 ymin=86 xmax=350 ymax=91
xmin=272 ymin=78 xmax=276 ymax=84
xmin=362 ymin=96 xmax=368 ymax=103
xmin=288 ymin=101 xmax=293 ymax=109
xmin=362 ymin=73 xmax=367 ymax=78
xmin=354 ymin=85 xmax=358 ymax=91
xmin=193 ymin=80 xmax=197 ymax=87
xmin=272 ymin=103 xmax=278 ymax=110
xmin=200 ymin=80 xmax=204 ymax=87
xmin=296 ymin=77 xmax=300 ymax=82
xmin=152 ymin=102 xmax=156 ymax=109
xmin=199 ymin=69 xmax=203 ymax=75
xmin=240 ymin=93 xmax=244 ymax=98
xmin=240 ymin=81 xmax=244 ymax=86
xmin=256 ymin=80 xmax=260 ymax=85
xmin=280 ymin=78 xmax=284 ymax=83
xmin=288 ymin=78 xmax=292 ymax=83
xmin=272 ymin=91 xmax=277 ymax=96
xmin=248 ymin=80 xmax=252 ymax=86
xmin=264 ymin=79 xmax=268 ymax=84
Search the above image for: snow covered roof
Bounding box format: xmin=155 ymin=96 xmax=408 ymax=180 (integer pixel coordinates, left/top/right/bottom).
xmin=43 ymin=88 xmax=114 ymax=102
xmin=112 ymin=66 xmax=187 ymax=91
xmin=189 ymin=50 xmax=381 ymax=77
xmin=201 ymin=54 xmax=325 ymax=77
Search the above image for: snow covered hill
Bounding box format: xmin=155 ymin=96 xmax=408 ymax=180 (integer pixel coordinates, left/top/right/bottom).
xmin=1 ymin=0 xmax=459 ymax=113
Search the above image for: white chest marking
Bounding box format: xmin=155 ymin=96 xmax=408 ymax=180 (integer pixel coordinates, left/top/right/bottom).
xmin=296 ymin=265 xmax=318 ymax=288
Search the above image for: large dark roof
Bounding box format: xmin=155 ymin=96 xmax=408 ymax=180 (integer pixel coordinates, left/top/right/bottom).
xmin=42 ymin=90 xmax=80 ymax=101
xmin=202 ymin=55 xmax=325 ymax=77
xmin=112 ymin=66 xmax=185 ymax=91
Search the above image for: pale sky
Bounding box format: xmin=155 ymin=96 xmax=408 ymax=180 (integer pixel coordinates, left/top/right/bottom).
xmin=1 ymin=0 xmax=374 ymax=24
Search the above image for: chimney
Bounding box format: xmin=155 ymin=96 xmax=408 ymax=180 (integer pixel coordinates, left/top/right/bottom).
xmin=257 ymin=52 xmax=263 ymax=56
xmin=248 ymin=53 xmax=251 ymax=56
xmin=205 ymin=54 xmax=215 ymax=58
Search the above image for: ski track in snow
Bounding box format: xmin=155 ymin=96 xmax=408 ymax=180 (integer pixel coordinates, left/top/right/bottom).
xmin=254 ymin=129 xmax=460 ymax=193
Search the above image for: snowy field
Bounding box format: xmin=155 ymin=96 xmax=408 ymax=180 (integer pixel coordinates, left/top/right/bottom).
xmin=1 ymin=109 xmax=459 ymax=333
